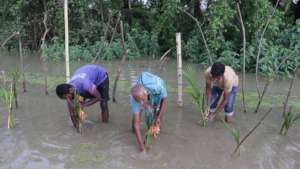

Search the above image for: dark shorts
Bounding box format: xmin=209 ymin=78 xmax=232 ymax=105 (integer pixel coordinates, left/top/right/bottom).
xmin=97 ymin=76 xmax=110 ymax=102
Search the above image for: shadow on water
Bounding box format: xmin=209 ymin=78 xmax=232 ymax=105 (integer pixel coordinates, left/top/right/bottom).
xmin=0 ymin=53 xmax=300 ymax=169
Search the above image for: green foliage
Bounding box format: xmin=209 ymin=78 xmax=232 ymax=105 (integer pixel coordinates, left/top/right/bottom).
xmin=184 ymin=29 xmax=210 ymax=64
xmin=1 ymin=0 xmax=299 ymax=77
xmin=144 ymin=109 xmax=155 ymax=149
xmin=223 ymin=120 xmax=240 ymax=145
xmin=183 ymin=66 xmax=207 ymax=126
xmin=204 ymin=0 xmax=238 ymax=55
xmin=126 ymin=33 xmax=141 ymax=59
xmin=0 ymin=87 xmax=10 ymax=106
xmin=0 ymin=85 xmax=15 ymax=129
xmin=42 ymin=41 xmax=64 ymax=62
xmin=154 ymin=0 xmax=178 ymax=51
xmin=280 ymin=108 xmax=300 ymax=136
xmin=130 ymin=28 xmax=160 ymax=57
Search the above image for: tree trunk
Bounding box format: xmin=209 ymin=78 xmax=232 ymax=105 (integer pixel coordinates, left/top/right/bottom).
xmin=236 ymin=1 xmax=247 ymax=113
xmin=176 ymin=33 xmax=183 ymax=107
xmin=12 ymin=77 xmax=18 ymax=108
xmin=123 ymin=0 xmax=132 ymax=26
xmin=194 ymin=0 xmax=201 ymax=19
xmin=255 ymin=0 xmax=280 ymax=100
xmin=64 ymin=0 xmax=70 ymax=82
xmin=41 ymin=1 xmax=50 ymax=95
xmin=112 ymin=21 xmax=128 ymax=102
xmin=18 ymin=33 xmax=27 ymax=93
xmin=282 ymin=64 xmax=300 ymax=116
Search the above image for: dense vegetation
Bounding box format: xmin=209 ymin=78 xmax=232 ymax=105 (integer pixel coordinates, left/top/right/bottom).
xmin=1 ymin=0 xmax=299 ymax=76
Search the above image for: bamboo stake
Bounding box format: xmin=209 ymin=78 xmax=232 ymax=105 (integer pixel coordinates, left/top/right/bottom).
xmin=159 ymin=57 xmax=169 ymax=73
xmin=282 ymin=64 xmax=300 ymax=116
xmin=1 ymin=32 xmax=18 ymax=48
xmin=178 ymin=7 xmax=212 ymax=65
xmin=255 ymin=0 xmax=280 ymax=99
xmin=41 ymin=8 xmax=50 ymax=95
xmin=233 ymin=108 xmax=272 ymax=155
xmin=254 ymin=79 xmax=271 ymax=113
xmin=112 ymin=21 xmax=128 ymax=102
xmin=91 ymin=12 xmax=121 ymax=63
xmin=176 ymin=33 xmax=183 ymax=107
xmin=18 ymin=32 xmax=26 ymax=92
xmin=159 ymin=49 xmax=171 ymax=62
xmin=12 ymin=76 xmax=18 ymax=108
xmin=64 ymin=0 xmax=70 ymax=81
xmin=8 ymin=82 xmax=15 ymax=129
xmin=159 ymin=49 xmax=171 ymax=72
xmin=103 ymin=10 xmax=112 ymax=39
xmin=236 ymin=1 xmax=247 ymax=113
xmin=109 ymin=12 xmax=121 ymax=45
xmin=255 ymin=44 xmax=299 ymax=113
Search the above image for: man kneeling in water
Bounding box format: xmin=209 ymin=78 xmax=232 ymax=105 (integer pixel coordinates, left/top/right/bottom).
xmin=56 ymin=64 xmax=110 ymax=130
xmin=205 ymin=62 xmax=239 ymax=123
xmin=130 ymin=72 xmax=167 ymax=152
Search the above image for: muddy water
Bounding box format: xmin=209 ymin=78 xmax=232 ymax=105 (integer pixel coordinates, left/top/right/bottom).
xmin=0 ymin=53 xmax=300 ymax=169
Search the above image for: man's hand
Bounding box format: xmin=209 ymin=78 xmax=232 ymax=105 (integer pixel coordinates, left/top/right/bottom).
xmin=208 ymin=111 xmax=216 ymax=121
xmin=139 ymin=144 xmax=145 ymax=152
xmin=155 ymin=117 xmax=161 ymax=127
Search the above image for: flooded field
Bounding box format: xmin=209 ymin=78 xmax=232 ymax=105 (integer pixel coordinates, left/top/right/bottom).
xmin=0 ymin=52 xmax=300 ymax=169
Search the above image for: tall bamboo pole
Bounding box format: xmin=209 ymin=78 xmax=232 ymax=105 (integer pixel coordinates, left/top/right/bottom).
xmin=176 ymin=33 xmax=183 ymax=107
xmin=178 ymin=8 xmax=212 ymax=65
xmin=282 ymin=64 xmax=300 ymax=116
xmin=255 ymin=0 xmax=280 ymax=99
xmin=112 ymin=21 xmax=128 ymax=102
xmin=64 ymin=0 xmax=70 ymax=81
xmin=236 ymin=1 xmax=247 ymax=112
xmin=18 ymin=32 xmax=26 ymax=92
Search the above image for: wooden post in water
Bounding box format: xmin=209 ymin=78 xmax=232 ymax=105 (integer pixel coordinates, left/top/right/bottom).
xmin=176 ymin=33 xmax=183 ymax=107
xmin=64 ymin=0 xmax=70 ymax=81
xmin=112 ymin=21 xmax=128 ymax=102
xmin=18 ymin=32 xmax=26 ymax=92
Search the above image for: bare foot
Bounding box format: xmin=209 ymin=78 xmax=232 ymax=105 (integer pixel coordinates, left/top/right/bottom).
xmin=225 ymin=116 xmax=234 ymax=123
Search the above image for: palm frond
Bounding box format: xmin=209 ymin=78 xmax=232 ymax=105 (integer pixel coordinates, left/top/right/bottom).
xmin=292 ymin=112 xmax=300 ymax=123
xmin=223 ymin=120 xmax=240 ymax=145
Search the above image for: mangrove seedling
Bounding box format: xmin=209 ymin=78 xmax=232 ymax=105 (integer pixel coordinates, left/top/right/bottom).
xmin=223 ymin=120 xmax=241 ymax=155
xmin=11 ymin=70 xmax=20 ymax=108
xmin=280 ymin=107 xmax=300 ymax=136
xmin=233 ymin=108 xmax=272 ymax=155
xmin=183 ymin=66 xmax=208 ymax=126
xmin=74 ymin=91 xmax=86 ymax=134
xmin=144 ymin=108 xmax=160 ymax=150
xmin=0 ymin=84 xmax=16 ymax=128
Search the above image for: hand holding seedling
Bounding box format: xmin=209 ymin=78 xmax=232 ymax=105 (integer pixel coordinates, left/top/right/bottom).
xmin=208 ymin=111 xmax=216 ymax=121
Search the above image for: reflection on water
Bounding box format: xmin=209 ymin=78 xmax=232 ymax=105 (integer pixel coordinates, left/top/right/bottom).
xmin=0 ymin=53 xmax=300 ymax=169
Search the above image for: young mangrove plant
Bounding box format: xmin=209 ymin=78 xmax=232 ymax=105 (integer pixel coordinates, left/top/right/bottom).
xmin=74 ymin=92 xmax=86 ymax=134
xmin=280 ymin=107 xmax=300 ymax=136
xmin=233 ymin=108 xmax=272 ymax=155
xmin=11 ymin=70 xmax=20 ymax=108
xmin=0 ymin=84 xmax=16 ymax=128
xmin=223 ymin=120 xmax=241 ymax=155
xmin=144 ymin=108 xmax=160 ymax=150
xmin=183 ymin=66 xmax=207 ymax=126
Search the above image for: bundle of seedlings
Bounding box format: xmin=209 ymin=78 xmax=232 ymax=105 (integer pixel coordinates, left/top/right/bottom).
xmin=11 ymin=70 xmax=20 ymax=108
xmin=0 ymin=83 xmax=15 ymax=128
xmin=225 ymin=108 xmax=272 ymax=156
xmin=144 ymin=108 xmax=160 ymax=150
xmin=73 ymin=92 xmax=86 ymax=134
xmin=183 ymin=66 xmax=208 ymax=126
xmin=280 ymin=107 xmax=300 ymax=136
xmin=223 ymin=120 xmax=241 ymax=155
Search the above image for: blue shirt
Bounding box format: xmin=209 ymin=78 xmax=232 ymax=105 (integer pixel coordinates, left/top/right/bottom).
xmin=130 ymin=73 xmax=167 ymax=114
xmin=69 ymin=64 xmax=107 ymax=99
